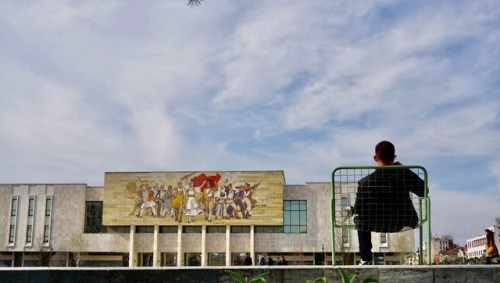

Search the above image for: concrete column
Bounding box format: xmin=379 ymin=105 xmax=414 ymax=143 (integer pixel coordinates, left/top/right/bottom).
xmin=153 ymin=225 xmax=159 ymax=267
xmin=226 ymin=224 xmax=231 ymax=266
xmin=177 ymin=224 xmax=182 ymax=266
xmin=201 ymin=225 xmax=206 ymax=266
xmin=250 ymin=225 xmax=255 ymax=265
xmin=129 ymin=225 xmax=135 ymax=267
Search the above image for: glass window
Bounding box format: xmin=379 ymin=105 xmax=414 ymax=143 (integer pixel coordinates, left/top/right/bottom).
xmin=161 ymin=252 xmax=177 ymax=266
xmin=232 ymin=252 xmax=248 ymax=266
xmin=230 ymin=226 xmax=250 ymax=233
xmin=28 ymin=198 xmax=35 ymax=216
xmin=207 ymin=252 xmax=226 ymax=266
xmin=159 ymin=226 xmax=178 ymax=233
xmin=43 ymin=225 xmax=50 ymax=243
xmin=136 ymin=226 xmax=154 ymax=233
xmin=183 ymin=226 xmax=202 ymax=233
xmin=107 ymin=226 xmax=130 ymax=234
xmin=11 ymin=197 xmax=18 ymax=216
xmin=45 ymin=198 xmax=52 ymax=216
xmin=255 ymin=226 xmax=284 ymax=233
xmin=342 ymin=228 xmax=349 ymax=244
xmin=341 ymin=197 xmax=348 ymax=209
xmin=9 ymin=225 xmax=16 ymax=243
xmin=207 ymin=226 xmax=226 ymax=233
xmin=283 ymin=200 xmax=307 ymax=234
xmin=26 ymin=225 xmax=33 ymax=243
xmin=186 ymin=253 xmax=201 ymax=266
xmin=84 ymin=201 xmax=106 ymax=233
xmin=380 ymin=233 xmax=387 ymax=244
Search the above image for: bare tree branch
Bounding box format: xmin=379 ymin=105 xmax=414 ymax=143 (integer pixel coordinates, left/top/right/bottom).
xmin=188 ymin=0 xmax=203 ymax=7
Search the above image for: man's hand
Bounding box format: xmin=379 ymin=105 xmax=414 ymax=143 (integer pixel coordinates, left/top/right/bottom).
xmin=343 ymin=206 xmax=355 ymax=221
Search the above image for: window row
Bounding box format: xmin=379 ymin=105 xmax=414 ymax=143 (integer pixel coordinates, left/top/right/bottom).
xmin=8 ymin=224 xmax=51 ymax=244
xmin=10 ymin=196 xmax=53 ymax=217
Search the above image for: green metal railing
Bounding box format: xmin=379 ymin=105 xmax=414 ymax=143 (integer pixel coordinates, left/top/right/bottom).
xmin=331 ymin=165 xmax=431 ymax=265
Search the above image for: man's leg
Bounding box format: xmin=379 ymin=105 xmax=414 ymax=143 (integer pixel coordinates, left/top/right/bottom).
xmin=358 ymin=230 xmax=373 ymax=263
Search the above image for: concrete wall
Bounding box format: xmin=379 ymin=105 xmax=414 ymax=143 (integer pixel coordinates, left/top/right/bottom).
xmin=0 ymin=266 xmax=499 ymax=283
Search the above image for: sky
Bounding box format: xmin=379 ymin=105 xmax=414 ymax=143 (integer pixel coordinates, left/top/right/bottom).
xmin=1 ymin=0 xmax=499 ymax=247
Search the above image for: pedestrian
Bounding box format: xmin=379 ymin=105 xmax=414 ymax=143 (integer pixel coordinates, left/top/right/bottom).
xmin=244 ymin=253 xmax=253 ymax=266
xmin=485 ymin=229 xmax=499 ymax=264
xmin=258 ymin=254 xmax=266 ymax=265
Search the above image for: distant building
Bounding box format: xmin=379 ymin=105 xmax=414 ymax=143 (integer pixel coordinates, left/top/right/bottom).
xmin=0 ymin=171 xmax=417 ymax=267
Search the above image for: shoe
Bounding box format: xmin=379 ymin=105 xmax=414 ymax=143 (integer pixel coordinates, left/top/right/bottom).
xmin=343 ymin=206 xmax=354 ymax=221
xmin=359 ymin=260 xmax=372 ymax=266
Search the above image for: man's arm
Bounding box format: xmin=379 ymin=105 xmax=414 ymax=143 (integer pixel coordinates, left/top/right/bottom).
xmin=405 ymin=169 xmax=426 ymax=197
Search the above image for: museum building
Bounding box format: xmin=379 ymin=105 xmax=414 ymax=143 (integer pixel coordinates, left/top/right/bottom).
xmin=0 ymin=170 xmax=415 ymax=267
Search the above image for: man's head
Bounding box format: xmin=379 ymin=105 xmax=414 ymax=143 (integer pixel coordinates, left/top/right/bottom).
xmin=374 ymin=141 xmax=396 ymax=165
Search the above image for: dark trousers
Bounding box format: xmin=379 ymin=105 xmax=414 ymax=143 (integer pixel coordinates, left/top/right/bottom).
xmin=358 ymin=230 xmax=373 ymax=262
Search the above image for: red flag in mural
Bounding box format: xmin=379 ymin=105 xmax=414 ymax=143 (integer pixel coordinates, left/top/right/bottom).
xmin=190 ymin=173 xmax=221 ymax=191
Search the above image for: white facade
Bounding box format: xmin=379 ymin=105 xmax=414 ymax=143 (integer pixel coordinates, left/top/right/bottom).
xmin=0 ymin=178 xmax=416 ymax=267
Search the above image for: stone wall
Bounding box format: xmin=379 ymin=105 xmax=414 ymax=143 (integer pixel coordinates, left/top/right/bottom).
xmin=1 ymin=266 xmax=499 ymax=283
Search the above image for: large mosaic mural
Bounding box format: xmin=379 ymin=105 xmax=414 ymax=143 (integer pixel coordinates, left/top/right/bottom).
xmin=102 ymin=171 xmax=285 ymax=225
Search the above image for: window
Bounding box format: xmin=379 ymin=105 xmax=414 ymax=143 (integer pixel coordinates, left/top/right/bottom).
xmin=185 ymin=253 xmax=201 ymax=266
xmin=84 ymin=201 xmax=106 ymax=233
xmin=26 ymin=225 xmax=33 ymax=244
xmin=11 ymin=197 xmax=18 ymax=216
xmin=45 ymin=198 xmax=52 ymax=216
xmin=342 ymin=229 xmax=349 ymax=245
xmin=107 ymin=226 xmax=131 ymax=234
xmin=9 ymin=225 xmax=16 ymax=243
xmin=136 ymin=226 xmax=154 ymax=233
xmin=159 ymin=226 xmax=177 ymax=233
xmin=183 ymin=226 xmax=202 ymax=233
xmin=380 ymin=233 xmax=387 ymax=245
xmin=43 ymin=225 xmax=50 ymax=243
xmin=207 ymin=252 xmax=226 ymax=266
xmin=230 ymin=226 xmax=250 ymax=233
xmin=283 ymin=200 xmax=307 ymax=233
xmin=255 ymin=226 xmax=284 ymax=233
xmin=28 ymin=198 xmax=35 ymax=216
xmin=207 ymin=226 xmax=226 ymax=233
xmin=341 ymin=196 xmax=348 ymax=209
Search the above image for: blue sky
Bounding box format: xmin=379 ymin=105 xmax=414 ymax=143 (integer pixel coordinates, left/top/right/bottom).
xmin=1 ymin=0 xmax=499 ymax=246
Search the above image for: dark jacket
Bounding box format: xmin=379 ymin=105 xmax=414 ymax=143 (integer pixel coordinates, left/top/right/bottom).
xmin=244 ymin=255 xmax=252 ymax=266
xmin=354 ymin=168 xmax=425 ymax=233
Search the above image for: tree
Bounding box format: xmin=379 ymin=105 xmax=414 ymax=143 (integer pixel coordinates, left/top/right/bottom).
xmin=69 ymin=233 xmax=88 ymax=267
xmin=334 ymin=226 xmax=353 ymax=265
xmin=393 ymin=234 xmax=412 ymax=264
xmin=188 ymin=0 xmax=203 ymax=6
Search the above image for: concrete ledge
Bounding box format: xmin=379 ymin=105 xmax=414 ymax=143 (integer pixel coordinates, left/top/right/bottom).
xmin=1 ymin=266 xmax=499 ymax=283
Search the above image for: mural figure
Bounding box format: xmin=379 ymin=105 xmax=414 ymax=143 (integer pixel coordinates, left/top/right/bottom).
xmin=214 ymin=184 xmax=228 ymax=219
xmin=138 ymin=185 xmax=158 ymax=217
xmin=242 ymin=180 xmax=261 ymax=218
xmin=224 ymin=181 xmax=242 ymax=219
xmin=127 ymin=181 xmax=144 ymax=217
xmin=172 ymin=185 xmax=184 ymax=223
xmin=160 ymin=185 xmax=174 ymax=217
xmin=184 ymin=181 xmax=200 ymax=223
